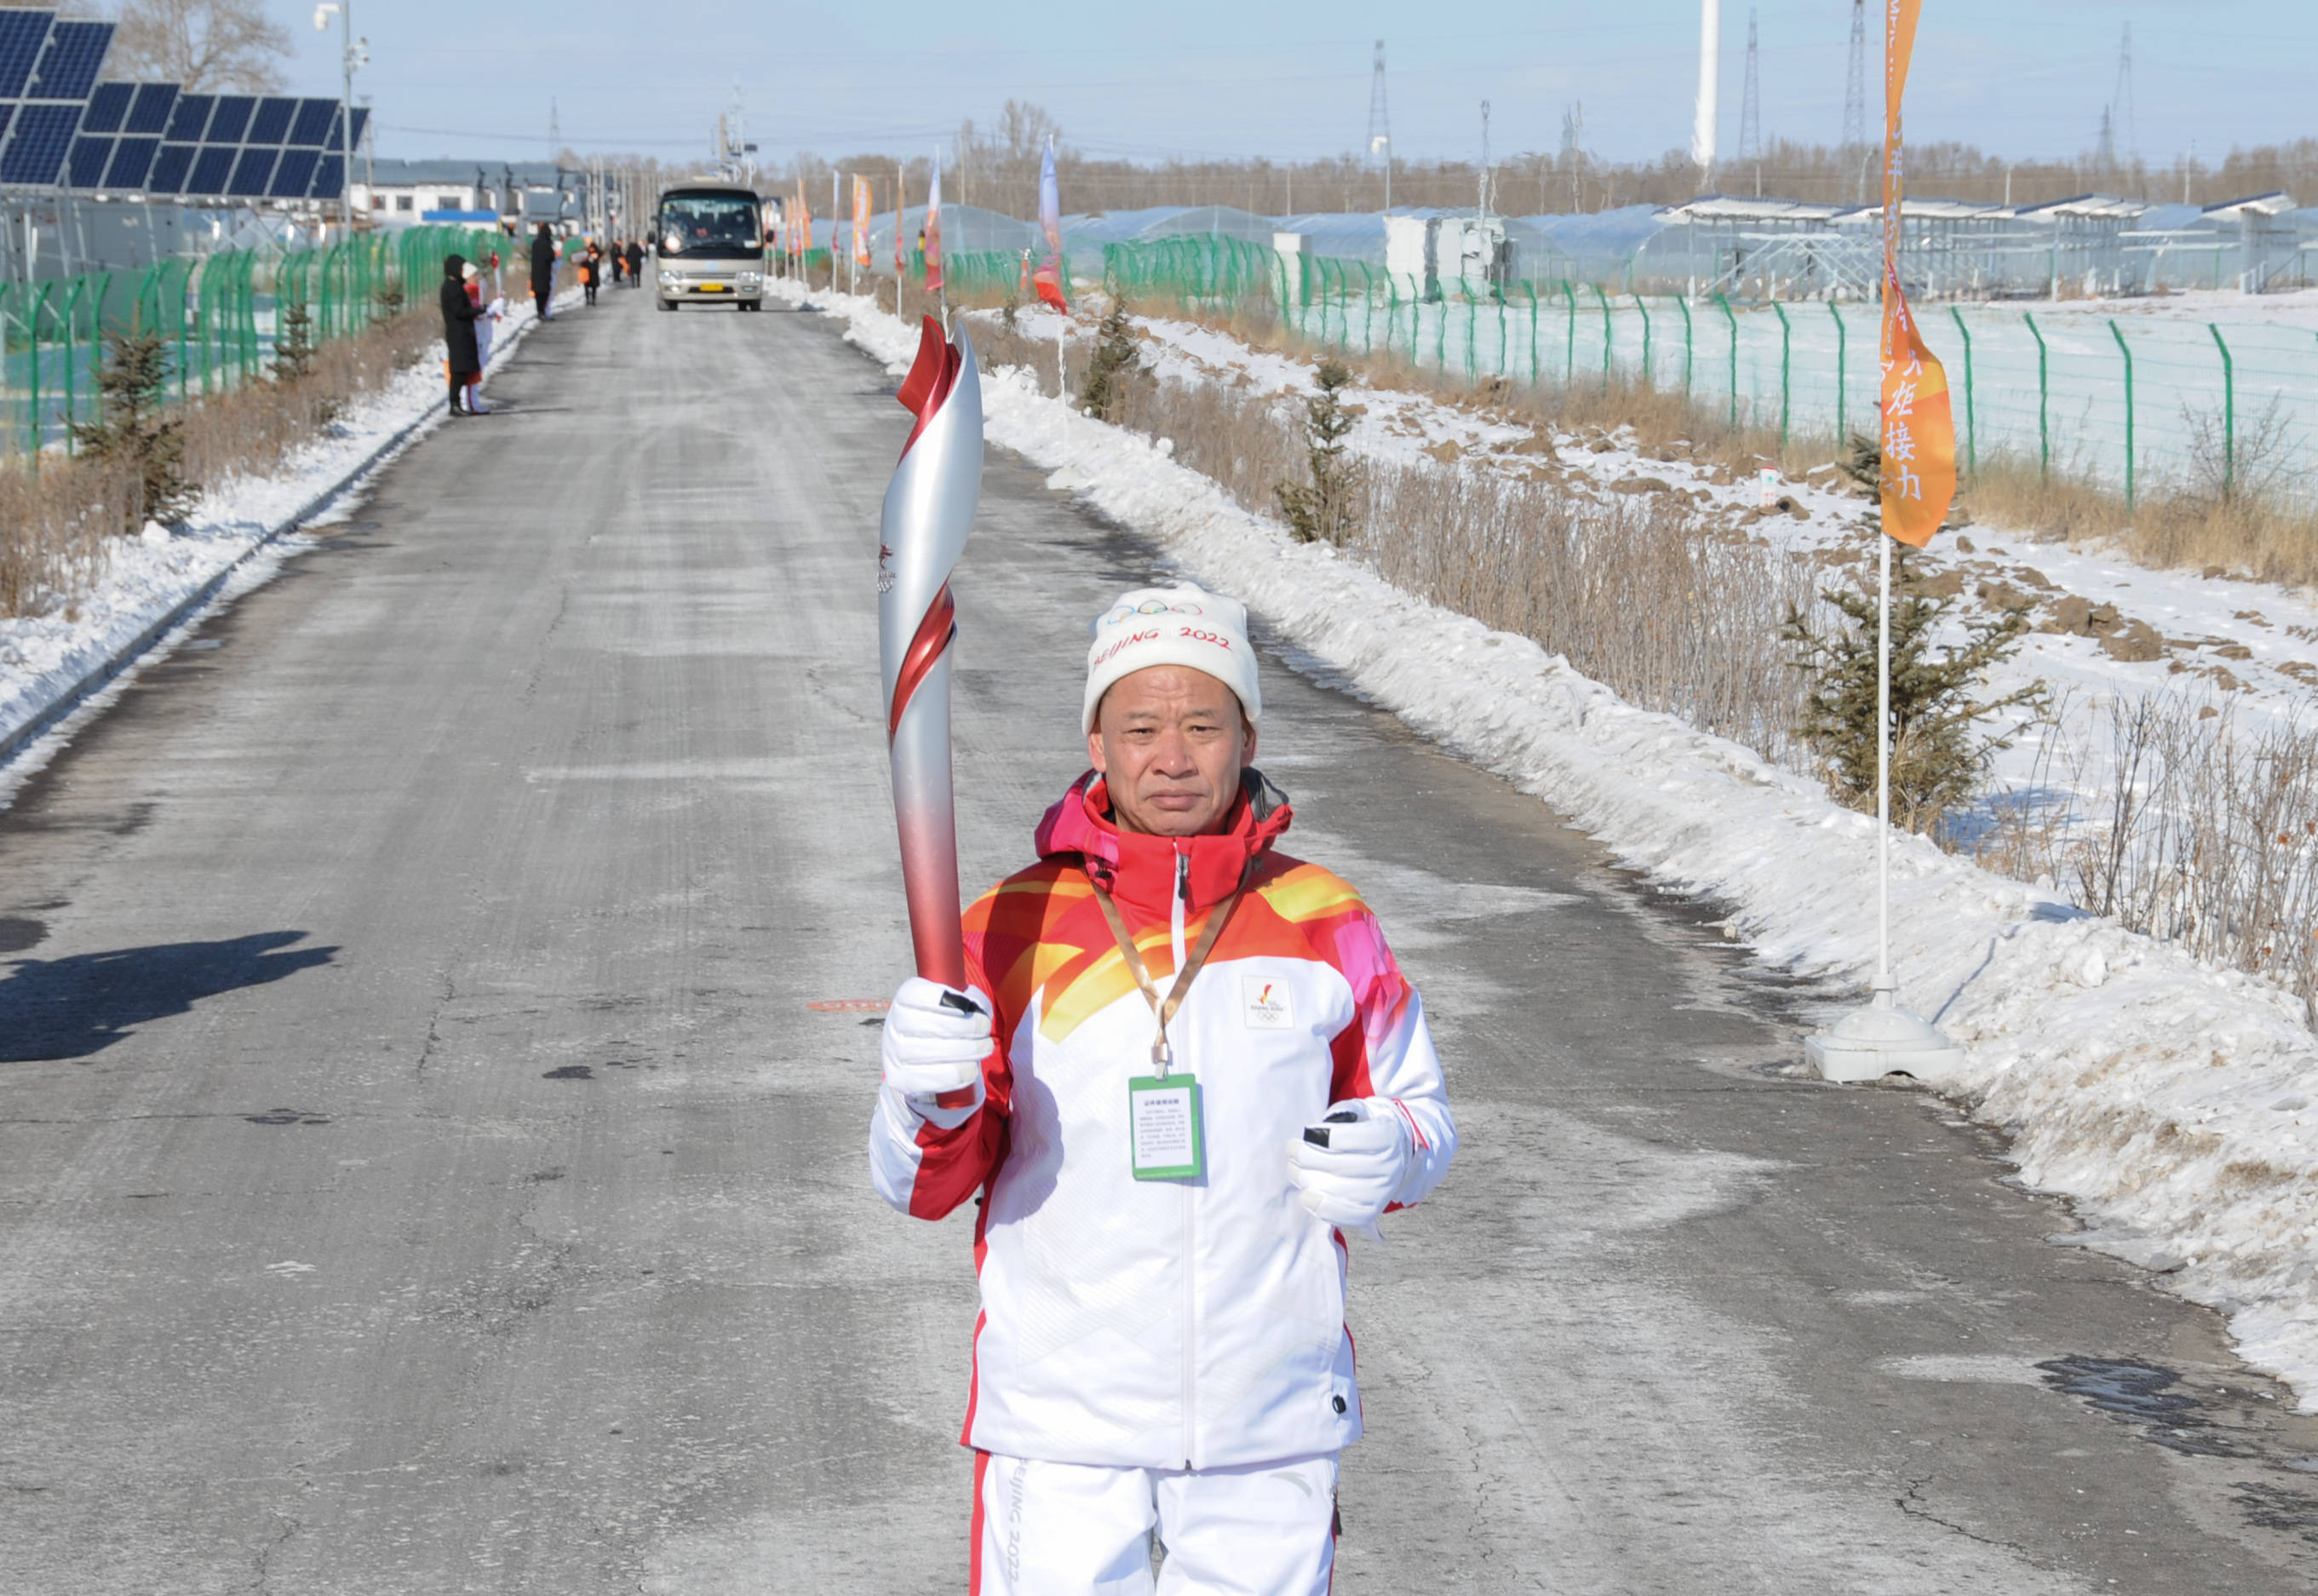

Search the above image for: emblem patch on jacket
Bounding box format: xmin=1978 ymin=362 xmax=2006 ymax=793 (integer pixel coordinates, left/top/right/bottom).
xmin=1242 ymin=974 xmax=1293 ymax=1029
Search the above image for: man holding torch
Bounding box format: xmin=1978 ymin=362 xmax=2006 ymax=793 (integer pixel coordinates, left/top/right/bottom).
xmin=869 ymin=551 xmax=1457 ymax=1584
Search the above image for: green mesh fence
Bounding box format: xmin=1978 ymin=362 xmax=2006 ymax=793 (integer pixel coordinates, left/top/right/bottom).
xmin=0 ymin=224 xmax=510 ymax=457
xmin=1095 ymin=238 xmax=2318 ymax=506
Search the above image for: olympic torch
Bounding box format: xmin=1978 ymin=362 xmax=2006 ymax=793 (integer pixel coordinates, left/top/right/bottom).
xmin=879 ymin=316 xmax=984 ymax=1096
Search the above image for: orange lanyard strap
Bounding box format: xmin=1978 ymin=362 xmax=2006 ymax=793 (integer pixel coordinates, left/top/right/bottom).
xmin=1087 ymin=865 xmax=1248 ymax=1076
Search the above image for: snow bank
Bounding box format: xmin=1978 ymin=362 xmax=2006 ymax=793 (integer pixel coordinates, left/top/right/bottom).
xmin=785 ymin=279 xmax=2318 ymax=1407
xmin=0 ymin=290 xmax=563 ymax=767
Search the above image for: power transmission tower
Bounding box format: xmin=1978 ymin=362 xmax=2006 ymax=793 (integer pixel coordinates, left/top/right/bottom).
xmin=1738 ymin=9 xmax=1761 ymax=193
xmin=2111 ymin=23 xmax=2136 ymax=166
xmin=1842 ymin=0 xmax=1867 ymax=155
xmin=1367 ymin=40 xmax=1391 ymax=211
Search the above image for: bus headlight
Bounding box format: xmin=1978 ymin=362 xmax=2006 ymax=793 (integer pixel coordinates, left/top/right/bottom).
xmin=658 ymin=271 xmax=677 ymax=286
xmin=738 ymin=271 xmax=762 ymax=287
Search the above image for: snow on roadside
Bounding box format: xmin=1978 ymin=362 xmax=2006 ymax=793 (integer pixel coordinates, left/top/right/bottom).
xmin=784 ymin=278 xmax=2318 ymax=1408
xmin=0 ymin=289 xmax=563 ymax=770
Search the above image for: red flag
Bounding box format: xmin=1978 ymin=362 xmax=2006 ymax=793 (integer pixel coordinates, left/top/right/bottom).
xmin=1032 ymin=136 xmax=1068 ymax=313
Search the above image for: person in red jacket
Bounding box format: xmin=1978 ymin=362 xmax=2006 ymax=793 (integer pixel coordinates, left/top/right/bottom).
xmin=872 ymin=583 xmax=1456 ymax=1595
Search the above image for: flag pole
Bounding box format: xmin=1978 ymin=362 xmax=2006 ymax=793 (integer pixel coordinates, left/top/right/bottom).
xmin=1805 ymin=0 xmax=1961 ymax=1084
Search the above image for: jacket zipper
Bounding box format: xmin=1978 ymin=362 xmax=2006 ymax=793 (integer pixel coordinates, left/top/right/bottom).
xmin=1174 ymin=847 xmax=1196 ymax=1468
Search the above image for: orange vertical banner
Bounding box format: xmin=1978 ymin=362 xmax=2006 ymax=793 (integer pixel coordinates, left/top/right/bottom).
xmin=1878 ymin=0 xmax=1957 ymax=548
xmin=853 ymin=175 xmax=873 ymax=268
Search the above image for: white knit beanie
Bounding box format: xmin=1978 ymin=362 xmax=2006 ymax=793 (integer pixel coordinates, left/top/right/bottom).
xmin=1083 ymin=584 xmax=1260 ymax=732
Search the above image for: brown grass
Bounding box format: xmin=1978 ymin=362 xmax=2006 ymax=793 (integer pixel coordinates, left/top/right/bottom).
xmin=1 ymin=305 xmax=441 ymax=622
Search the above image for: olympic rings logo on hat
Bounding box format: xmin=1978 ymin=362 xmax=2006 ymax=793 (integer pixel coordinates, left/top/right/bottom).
xmin=1100 ymin=600 xmax=1206 ymax=626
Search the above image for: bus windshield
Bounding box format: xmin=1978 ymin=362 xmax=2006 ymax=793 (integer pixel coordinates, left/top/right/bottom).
xmin=660 ymin=193 xmax=760 ymax=255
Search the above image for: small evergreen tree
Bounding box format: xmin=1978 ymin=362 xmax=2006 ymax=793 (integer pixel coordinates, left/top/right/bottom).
xmin=272 ymin=300 xmax=316 ymax=385
xmin=371 ymin=279 xmax=406 ymax=322
xmin=1782 ymin=543 xmax=2043 ymax=833
xmin=70 ymin=326 xmax=198 ymax=535
xmin=1077 ymin=301 xmax=1139 ymax=418
xmin=1274 ymin=359 xmax=1361 ymax=547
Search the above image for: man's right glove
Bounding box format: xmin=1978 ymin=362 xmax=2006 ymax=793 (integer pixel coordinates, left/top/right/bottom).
xmin=1285 ymin=1099 xmax=1410 ymax=1244
xmin=881 ymin=976 xmax=994 ymax=1130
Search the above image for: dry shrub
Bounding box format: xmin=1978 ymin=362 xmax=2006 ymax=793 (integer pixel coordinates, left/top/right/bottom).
xmin=1978 ymin=694 xmax=2318 ymax=1026
xmin=2 ymin=305 xmax=439 ymax=622
xmin=176 ymin=307 xmax=438 ymax=491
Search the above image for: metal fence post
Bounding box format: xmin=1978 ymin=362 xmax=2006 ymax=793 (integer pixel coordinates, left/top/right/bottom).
xmin=1358 ymin=261 xmax=1374 ymax=354
xmin=1827 ymin=301 xmax=1847 ymax=442
xmin=2209 ymin=322 xmax=2235 ymax=496
xmin=1562 ymin=278 xmax=1576 ymax=384
xmin=1771 ymin=301 xmax=1792 ymax=448
xmin=2109 ymin=319 xmax=2135 ymax=508
xmin=59 ymin=276 xmax=83 ymax=451
xmin=1714 ymin=293 xmax=1738 ymax=430
xmin=1590 ymin=282 xmax=1612 ymax=390
xmin=1947 ymin=306 xmax=1975 ymax=475
xmin=2023 ymin=310 xmax=2050 ymax=479
xmin=1525 ymin=280 xmax=1538 ymax=385
xmin=1678 ymin=295 xmax=1694 ymax=396
xmin=1632 ymin=294 xmax=1651 ymax=389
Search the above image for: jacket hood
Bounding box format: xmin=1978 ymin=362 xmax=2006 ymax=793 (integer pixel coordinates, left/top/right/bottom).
xmin=443 ymin=253 xmax=466 ymax=280
xmin=1034 ymin=768 xmax=1292 ymax=916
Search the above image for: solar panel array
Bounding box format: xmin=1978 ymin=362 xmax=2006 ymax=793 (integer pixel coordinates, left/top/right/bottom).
xmin=0 ymin=9 xmax=361 ymax=200
xmin=75 ymin=88 xmax=364 ymax=201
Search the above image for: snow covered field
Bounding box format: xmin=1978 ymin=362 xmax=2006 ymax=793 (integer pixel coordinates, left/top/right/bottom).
xmin=0 ymin=290 xmax=559 ymax=783
xmin=784 ymin=278 xmax=2318 ymax=1410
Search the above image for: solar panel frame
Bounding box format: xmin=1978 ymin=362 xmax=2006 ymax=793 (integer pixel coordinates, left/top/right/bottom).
xmin=268 ymin=147 xmax=317 ymax=200
xmin=67 ymin=134 xmax=111 ymax=188
xmin=2 ymin=102 xmax=83 ymax=186
xmin=83 ymin=82 xmax=130 ymax=134
xmin=206 ymin=95 xmax=253 ymax=145
xmin=0 ymin=9 xmax=47 ymax=99
xmin=106 ymin=135 xmax=157 ymax=191
xmin=311 ymin=152 xmax=343 ymax=200
xmin=166 ymin=93 xmax=213 ymax=143
xmin=248 ymin=96 xmax=294 ymax=145
xmin=186 ymin=144 xmax=232 ymax=195
xmin=125 ymin=83 xmax=177 ymax=135
xmin=147 ymin=141 xmax=194 ymax=193
xmin=29 ymin=20 xmax=114 ymax=102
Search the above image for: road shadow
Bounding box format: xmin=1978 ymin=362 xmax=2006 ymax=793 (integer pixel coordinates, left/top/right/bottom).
xmin=0 ymin=931 xmax=338 ymax=1062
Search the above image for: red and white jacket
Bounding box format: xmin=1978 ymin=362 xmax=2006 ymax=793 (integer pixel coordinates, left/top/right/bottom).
xmin=869 ymin=774 xmax=1455 ymax=1469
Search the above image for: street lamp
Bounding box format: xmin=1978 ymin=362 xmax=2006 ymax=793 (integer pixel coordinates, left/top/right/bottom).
xmin=313 ymin=3 xmax=367 ymax=238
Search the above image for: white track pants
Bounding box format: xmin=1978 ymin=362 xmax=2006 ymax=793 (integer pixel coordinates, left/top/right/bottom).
xmin=971 ymin=1450 xmax=1338 ymax=1596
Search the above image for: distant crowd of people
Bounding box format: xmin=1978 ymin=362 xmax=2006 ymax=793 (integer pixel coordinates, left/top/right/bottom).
xmin=439 ymin=225 xmax=651 ymax=416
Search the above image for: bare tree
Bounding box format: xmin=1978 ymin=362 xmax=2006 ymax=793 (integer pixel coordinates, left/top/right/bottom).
xmin=106 ymin=0 xmax=293 ymax=95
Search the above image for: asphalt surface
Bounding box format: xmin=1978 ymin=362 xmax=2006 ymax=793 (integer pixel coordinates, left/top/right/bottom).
xmin=3 ymin=284 xmax=2318 ymax=1595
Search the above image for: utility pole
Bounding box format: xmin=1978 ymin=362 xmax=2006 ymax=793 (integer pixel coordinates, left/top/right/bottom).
xmin=1739 ymin=9 xmax=1761 ymax=197
xmin=2112 ymin=24 xmax=2137 ymax=169
xmin=1842 ymin=0 xmax=1866 ymax=187
xmin=1692 ymin=0 xmax=1720 ymax=193
xmin=1366 ymin=40 xmax=1391 ymax=212
xmin=1478 ymin=100 xmax=1491 ymax=224
xmin=312 ymin=3 xmax=366 ymax=238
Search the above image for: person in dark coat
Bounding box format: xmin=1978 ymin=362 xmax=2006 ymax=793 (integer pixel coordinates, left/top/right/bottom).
xmin=625 ymin=236 xmax=645 ymax=289
xmin=530 ymin=222 xmax=557 ymax=320
xmin=440 ymin=253 xmax=485 ymax=416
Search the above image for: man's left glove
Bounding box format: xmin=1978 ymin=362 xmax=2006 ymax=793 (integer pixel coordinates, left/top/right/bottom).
xmin=881 ymin=975 xmax=993 ymax=1131
xmin=1285 ymin=1099 xmax=1409 ymax=1244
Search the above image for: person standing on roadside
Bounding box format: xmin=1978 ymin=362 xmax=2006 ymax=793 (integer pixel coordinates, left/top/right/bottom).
xmin=530 ymin=222 xmax=556 ymax=322
xmin=625 ymin=235 xmax=645 ymax=290
xmin=439 ymin=254 xmax=484 ymax=417
xmin=465 ymin=259 xmax=505 ymax=415
xmin=580 ymin=238 xmax=602 ymax=307
xmin=869 ymin=584 xmax=1457 ymax=1594
xmin=609 ymin=239 xmax=627 ymax=290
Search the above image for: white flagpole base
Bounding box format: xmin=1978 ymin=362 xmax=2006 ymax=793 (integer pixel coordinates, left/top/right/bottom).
xmin=1804 ymin=982 xmax=1964 ymax=1082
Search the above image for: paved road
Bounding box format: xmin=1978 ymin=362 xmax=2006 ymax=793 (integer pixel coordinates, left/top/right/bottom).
xmin=3 ymin=287 xmax=2317 ymax=1595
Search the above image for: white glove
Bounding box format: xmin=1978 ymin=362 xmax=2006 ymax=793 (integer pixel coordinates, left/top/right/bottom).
xmin=881 ymin=976 xmax=993 ymax=1129
xmin=1285 ymin=1099 xmax=1409 ymax=1245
